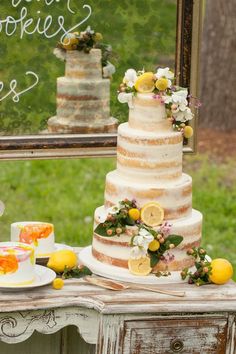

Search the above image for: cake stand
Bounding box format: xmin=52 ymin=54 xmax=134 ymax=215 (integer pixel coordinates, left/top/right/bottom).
xmin=79 ymin=246 xmax=187 ymax=285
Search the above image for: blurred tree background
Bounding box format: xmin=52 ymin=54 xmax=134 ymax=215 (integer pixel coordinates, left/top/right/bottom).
xmin=0 ymin=0 xmax=176 ymax=134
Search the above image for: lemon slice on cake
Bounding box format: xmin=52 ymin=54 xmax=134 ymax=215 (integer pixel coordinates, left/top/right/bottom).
xmin=128 ymin=257 xmax=152 ymax=276
xmin=141 ymin=202 xmax=164 ymax=227
xmin=134 ymin=72 xmax=155 ymax=93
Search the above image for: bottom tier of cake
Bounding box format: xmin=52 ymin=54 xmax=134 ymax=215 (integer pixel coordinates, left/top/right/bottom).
xmin=92 ymin=206 xmax=202 ymax=271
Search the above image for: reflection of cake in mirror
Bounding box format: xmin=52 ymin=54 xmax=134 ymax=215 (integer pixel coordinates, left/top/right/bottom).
xmin=11 ymin=222 xmax=55 ymax=257
xmin=0 ymin=242 xmax=35 ymax=286
xmin=47 ymin=27 xmax=118 ymax=134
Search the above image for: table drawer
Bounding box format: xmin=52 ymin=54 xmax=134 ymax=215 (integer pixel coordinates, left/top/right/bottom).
xmin=122 ymin=317 xmax=228 ymax=354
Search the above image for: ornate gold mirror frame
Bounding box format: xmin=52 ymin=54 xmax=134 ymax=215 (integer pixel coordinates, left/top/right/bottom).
xmin=0 ymin=0 xmax=203 ymax=160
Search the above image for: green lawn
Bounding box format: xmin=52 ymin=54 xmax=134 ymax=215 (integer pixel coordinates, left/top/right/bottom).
xmin=0 ymin=155 xmax=235 ymax=278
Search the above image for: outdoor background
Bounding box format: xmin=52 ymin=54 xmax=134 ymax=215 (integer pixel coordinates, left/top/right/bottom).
xmin=0 ymin=1 xmax=236 ymax=279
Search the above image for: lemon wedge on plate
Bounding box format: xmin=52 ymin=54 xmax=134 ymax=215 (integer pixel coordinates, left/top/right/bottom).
xmin=134 ymin=72 xmax=155 ymax=93
xmin=141 ymin=202 xmax=164 ymax=227
xmin=128 ymin=257 xmax=152 ymax=276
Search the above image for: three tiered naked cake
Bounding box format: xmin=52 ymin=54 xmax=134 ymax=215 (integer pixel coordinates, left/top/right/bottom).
xmin=80 ymin=67 xmax=203 ymax=281
xmin=47 ymin=28 xmax=118 ymax=134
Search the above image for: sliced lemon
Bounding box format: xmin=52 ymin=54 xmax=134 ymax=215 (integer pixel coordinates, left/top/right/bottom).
xmin=128 ymin=257 xmax=152 ymax=276
xmin=141 ymin=202 xmax=164 ymax=227
xmin=134 ymin=72 xmax=155 ymax=93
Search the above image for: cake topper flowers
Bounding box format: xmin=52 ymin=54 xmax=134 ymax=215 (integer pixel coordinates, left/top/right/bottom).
xmin=94 ymin=199 xmax=183 ymax=276
xmin=118 ymin=67 xmax=201 ymax=139
xmin=53 ymin=26 xmax=116 ymax=78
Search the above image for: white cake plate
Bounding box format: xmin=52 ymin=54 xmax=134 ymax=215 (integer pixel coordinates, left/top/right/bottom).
xmin=79 ymin=246 xmax=186 ymax=285
xmin=0 ymin=265 xmax=56 ymax=292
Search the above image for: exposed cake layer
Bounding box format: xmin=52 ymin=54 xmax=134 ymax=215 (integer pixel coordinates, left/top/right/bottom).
xmin=65 ymin=49 xmax=102 ymax=79
xmin=129 ymin=93 xmax=172 ymax=132
xmin=92 ymin=207 xmax=202 ymax=271
xmin=105 ymin=171 xmax=192 ymax=219
xmin=11 ymin=222 xmax=55 ymax=257
xmin=0 ymin=242 xmax=35 ymax=286
xmin=117 ymin=123 xmax=183 ymax=181
xmin=56 ymin=77 xmax=110 ymax=121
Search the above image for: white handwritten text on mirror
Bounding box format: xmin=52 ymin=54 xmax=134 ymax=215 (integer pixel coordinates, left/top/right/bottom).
xmin=0 ymin=2 xmax=92 ymax=102
xmin=0 ymin=72 xmax=39 ymax=103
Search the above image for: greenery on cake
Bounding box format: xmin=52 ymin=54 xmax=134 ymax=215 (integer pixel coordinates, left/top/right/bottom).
xmin=94 ymin=199 xmax=183 ymax=276
xmin=54 ymin=26 xmax=115 ymax=78
xmin=117 ymin=68 xmax=201 ymax=139
xmin=181 ymin=247 xmax=233 ymax=286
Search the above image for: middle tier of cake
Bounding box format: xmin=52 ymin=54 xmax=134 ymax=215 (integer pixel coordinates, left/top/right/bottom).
xmin=105 ymin=171 xmax=192 ymax=220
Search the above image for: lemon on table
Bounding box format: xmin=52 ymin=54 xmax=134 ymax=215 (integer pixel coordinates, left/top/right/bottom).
xmin=141 ymin=202 xmax=164 ymax=227
xmin=134 ymin=72 xmax=155 ymax=93
xmin=52 ymin=278 xmax=64 ymax=290
xmin=128 ymin=257 xmax=152 ymax=276
xmin=209 ymin=258 xmax=233 ymax=285
xmin=47 ymin=250 xmax=77 ymax=273
xmin=128 ymin=208 xmax=140 ymax=221
xmin=148 ymin=239 xmax=160 ymax=252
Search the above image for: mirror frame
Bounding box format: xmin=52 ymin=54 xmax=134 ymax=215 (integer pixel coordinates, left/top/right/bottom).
xmin=0 ymin=0 xmax=203 ymax=160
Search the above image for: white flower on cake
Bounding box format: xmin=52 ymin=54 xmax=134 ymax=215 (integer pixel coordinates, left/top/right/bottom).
xmin=132 ymin=228 xmax=154 ymax=249
xmin=118 ymin=92 xmax=134 ymax=108
xmin=155 ymin=67 xmax=174 ymax=80
xmin=103 ymin=61 xmax=116 ymax=78
xmin=130 ymin=246 xmax=147 ymax=259
xmin=123 ymin=69 xmax=138 ymax=88
xmin=172 ymin=106 xmax=193 ymax=123
xmin=53 ymin=48 xmax=66 ymax=61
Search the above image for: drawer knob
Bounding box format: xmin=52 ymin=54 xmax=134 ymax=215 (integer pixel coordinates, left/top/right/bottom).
xmin=170 ymin=339 xmax=184 ymax=352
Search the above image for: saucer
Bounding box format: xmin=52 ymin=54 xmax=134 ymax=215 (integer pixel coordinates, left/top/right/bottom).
xmin=0 ymin=265 xmax=56 ymax=291
xmin=36 ymin=243 xmax=74 ymax=265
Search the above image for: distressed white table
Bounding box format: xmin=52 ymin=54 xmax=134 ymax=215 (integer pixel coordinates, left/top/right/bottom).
xmin=1 ymin=259 xmax=236 ymax=354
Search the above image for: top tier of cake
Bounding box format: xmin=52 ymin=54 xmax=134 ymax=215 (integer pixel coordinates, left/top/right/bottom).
xmin=65 ymin=49 xmax=102 ymax=80
xmin=129 ymin=93 xmax=172 ymax=132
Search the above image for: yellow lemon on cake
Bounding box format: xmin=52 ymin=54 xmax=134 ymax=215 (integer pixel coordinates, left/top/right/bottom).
xmin=155 ymin=78 xmax=169 ymax=91
xmin=128 ymin=208 xmax=140 ymax=221
xmin=209 ymin=258 xmax=233 ymax=285
xmin=128 ymin=257 xmax=152 ymax=276
xmin=141 ymin=202 xmax=164 ymax=227
xmin=148 ymin=239 xmax=160 ymax=252
xmin=62 ymin=33 xmax=79 ymax=50
xmin=47 ymin=250 xmax=77 ymax=273
xmin=134 ymin=72 xmax=155 ymax=93
xmin=183 ymin=126 xmax=193 ymax=139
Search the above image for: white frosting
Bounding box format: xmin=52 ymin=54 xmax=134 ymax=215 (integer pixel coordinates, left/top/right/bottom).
xmin=128 ymin=93 xmax=171 ymax=132
xmin=11 ymin=222 xmax=55 ymax=256
xmin=117 ymin=123 xmax=183 ymax=181
xmin=0 ymin=242 xmax=35 ymax=285
xmin=105 ymin=171 xmax=192 ymax=219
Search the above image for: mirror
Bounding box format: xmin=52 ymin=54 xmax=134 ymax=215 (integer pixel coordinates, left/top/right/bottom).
xmin=0 ymin=0 xmax=202 ymax=159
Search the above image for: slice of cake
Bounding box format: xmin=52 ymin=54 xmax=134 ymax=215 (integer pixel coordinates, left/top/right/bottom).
xmin=47 ymin=27 xmax=118 ymax=134
xmin=11 ymin=222 xmax=55 ymax=257
xmin=90 ymin=68 xmax=202 ymax=277
xmin=0 ymin=242 xmax=35 ymax=286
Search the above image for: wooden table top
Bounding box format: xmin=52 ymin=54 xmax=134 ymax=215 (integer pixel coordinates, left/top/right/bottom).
xmin=1 ymin=278 xmax=236 ymax=315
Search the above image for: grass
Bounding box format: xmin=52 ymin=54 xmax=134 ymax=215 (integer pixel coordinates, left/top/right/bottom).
xmin=0 ymin=155 xmax=236 ymax=279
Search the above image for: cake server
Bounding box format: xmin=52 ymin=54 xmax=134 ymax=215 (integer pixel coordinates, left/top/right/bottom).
xmin=83 ymin=276 xmax=185 ymax=297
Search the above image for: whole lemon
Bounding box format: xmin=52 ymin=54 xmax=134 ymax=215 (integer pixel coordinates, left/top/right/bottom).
xmin=47 ymin=250 xmax=77 ymax=273
xmin=128 ymin=208 xmax=140 ymax=221
xmin=155 ymin=78 xmax=169 ymax=91
xmin=183 ymin=126 xmax=193 ymax=139
xmin=52 ymin=278 xmax=64 ymax=290
xmin=148 ymin=239 xmax=160 ymax=252
xmin=209 ymin=258 xmax=233 ymax=285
